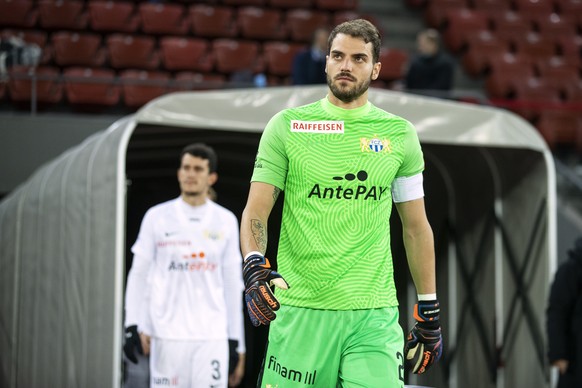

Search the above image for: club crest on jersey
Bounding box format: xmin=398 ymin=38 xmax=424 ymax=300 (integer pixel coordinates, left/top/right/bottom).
xmin=290 ymin=120 xmax=344 ymax=134
xmin=360 ymin=136 xmax=391 ymax=153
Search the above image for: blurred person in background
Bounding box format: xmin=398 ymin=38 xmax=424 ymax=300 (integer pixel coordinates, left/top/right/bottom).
xmin=291 ymin=27 xmax=329 ymax=85
xmin=547 ymin=237 xmax=582 ymax=388
xmin=405 ymin=29 xmax=454 ymax=97
xmin=123 ymin=143 xmax=246 ymax=388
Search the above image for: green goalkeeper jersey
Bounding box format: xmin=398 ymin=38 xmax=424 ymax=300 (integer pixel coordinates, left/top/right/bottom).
xmin=252 ymin=96 xmax=424 ymax=310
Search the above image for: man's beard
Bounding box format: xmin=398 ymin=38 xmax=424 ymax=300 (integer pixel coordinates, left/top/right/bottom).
xmin=327 ymin=72 xmax=372 ymax=103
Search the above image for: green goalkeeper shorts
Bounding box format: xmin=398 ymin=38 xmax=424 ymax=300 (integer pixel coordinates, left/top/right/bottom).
xmin=259 ymin=305 xmax=405 ymax=388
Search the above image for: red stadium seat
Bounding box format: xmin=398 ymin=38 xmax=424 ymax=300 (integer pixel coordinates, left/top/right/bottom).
xmin=471 ymin=0 xmax=511 ymax=12
xmin=513 ymin=0 xmax=556 ymax=19
xmin=285 ymin=9 xmax=330 ymax=43
xmin=442 ymin=9 xmax=489 ymax=53
xmin=262 ymin=41 xmax=304 ymax=77
xmin=536 ymin=110 xmax=582 ymax=152
xmin=512 ymin=32 xmax=557 ymax=59
xmin=511 ymin=77 xmax=562 ymax=121
xmin=333 ymin=11 xmax=361 ymax=25
xmin=533 ymin=13 xmax=578 ymax=40
xmin=52 ymin=32 xmax=106 ymax=67
xmin=0 ymin=0 xmax=37 ymax=28
xmin=8 ymin=65 xmax=63 ymax=105
xmin=564 ymin=79 xmax=582 ymax=103
xmin=315 ymin=0 xmax=358 ymax=11
xmin=120 ymin=69 xmax=170 ymax=109
xmin=212 ymin=39 xmax=264 ymax=75
xmin=423 ymin=0 xmax=468 ymax=29
xmin=485 ymin=53 xmax=534 ymax=97
xmin=237 ymin=7 xmax=286 ymax=41
xmin=555 ymin=34 xmax=582 ymax=64
xmin=0 ymin=29 xmax=52 ymax=64
xmin=160 ymin=37 xmax=213 ymax=72
xmin=63 ymin=67 xmax=120 ymax=107
xmin=107 ymin=34 xmax=160 ymax=70
xmin=489 ymin=11 xmax=532 ymax=37
xmin=462 ymin=30 xmax=510 ymax=77
xmin=173 ymin=71 xmax=226 ymax=91
xmin=139 ymin=3 xmax=189 ymax=35
xmin=268 ymin=0 xmax=312 ymax=8
xmin=222 ymin=0 xmax=265 ymax=5
xmin=88 ymin=1 xmax=139 ymax=33
xmin=535 ymin=56 xmax=581 ymax=94
xmin=38 ymin=0 xmax=88 ymax=30
xmin=377 ymin=48 xmax=409 ymax=82
xmin=555 ymin=0 xmax=582 ymax=14
xmin=189 ymin=5 xmax=238 ymax=39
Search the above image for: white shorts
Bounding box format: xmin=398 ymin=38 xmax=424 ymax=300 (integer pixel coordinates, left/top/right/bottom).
xmin=150 ymin=337 xmax=228 ymax=388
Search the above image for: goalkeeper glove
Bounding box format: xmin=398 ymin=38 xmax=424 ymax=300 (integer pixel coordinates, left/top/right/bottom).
xmin=404 ymin=300 xmax=443 ymax=374
xmin=243 ymin=252 xmax=289 ymax=326
xmin=123 ymin=325 xmax=143 ymax=364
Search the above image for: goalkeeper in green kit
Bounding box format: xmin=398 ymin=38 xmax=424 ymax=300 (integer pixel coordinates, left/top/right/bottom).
xmin=240 ymin=19 xmax=442 ymax=387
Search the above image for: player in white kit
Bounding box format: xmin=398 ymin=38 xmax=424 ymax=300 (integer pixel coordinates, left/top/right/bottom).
xmin=124 ymin=143 xmax=246 ymax=388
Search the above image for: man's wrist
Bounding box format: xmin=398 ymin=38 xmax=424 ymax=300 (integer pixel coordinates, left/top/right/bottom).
xmin=418 ymin=293 xmax=437 ymax=301
xmin=244 ymin=251 xmax=263 ymax=261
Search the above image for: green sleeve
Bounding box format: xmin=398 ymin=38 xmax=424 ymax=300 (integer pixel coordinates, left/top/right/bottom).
xmin=251 ymin=110 xmax=289 ymax=190
xmin=396 ymin=121 xmax=425 ymax=178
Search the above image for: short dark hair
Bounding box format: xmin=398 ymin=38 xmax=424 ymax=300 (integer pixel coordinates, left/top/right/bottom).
xmin=328 ymin=19 xmax=382 ymax=63
xmin=180 ymin=143 xmax=218 ymax=173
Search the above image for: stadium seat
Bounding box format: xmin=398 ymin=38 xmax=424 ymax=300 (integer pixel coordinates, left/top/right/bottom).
xmin=314 ymin=0 xmax=358 ymax=11
xmin=535 ymin=56 xmax=581 ymax=95
xmin=38 ymin=0 xmax=88 ymax=30
xmin=536 ymin=110 xmax=582 ymax=152
xmin=0 ymin=0 xmax=37 ymax=28
xmin=8 ymin=65 xmax=63 ymax=105
xmin=285 ymin=9 xmax=330 ymax=43
xmin=512 ymin=32 xmax=557 ymax=59
xmin=268 ymin=0 xmax=313 ymax=8
xmin=120 ymin=69 xmax=170 ymax=109
xmin=88 ymin=1 xmax=139 ymax=33
xmin=442 ymin=9 xmax=489 ymax=53
xmin=189 ymin=5 xmax=237 ymax=39
xmin=63 ymin=67 xmax=120 ymax=107
xmin=423 ymin=0 xmax=468 ymax=29
xmin=173 ymin=71 xmax=226 ymax=91
xmin=555 ymin=34 xmax=582 ymax=64
xmin=555 ymin=0 xmax=582 ymax=14
xmin=237 ymin=7 xmax=286 ymax=41
xmin=511 ymin=77 xmax=562 ymax=121
xmin=0 ymin=29 xmax=51 ymax=64
xmin=533 ymin=13 xmax=578 ymax=40
xmin=564 ymin=79 xmax=582 ymax=103
xmin=212 ymin=39 xmax=264 ymax=75
xmin=262 ymin=41 xmax=304 ymax=77
xmin=489 ymin=11 xmax=532 ymax=38
xmin=222 ymin=0 xmax=265 ymax=5
xmin=52 ymin=32 xmax=106 ymax=67
xmin=333 ymin=11 xmax=361 ymax=25
xmin=159 ymin=37 xmax=213 ymax=72
xmin=462 ymin=30 xmax=510 ymax=77
xmin=107 ymin=34 xmax=160 ymax=70
xmin=485 ymin=52 xmax=534 ymax=98
xmin=139 ymin=3 xmax=189 ymax=35
xmin=377 ymin=48 xmax=409 ymax=83
xmin=513 ymin=0 xmax=556 ymax=19
xmin=471 ymin=0 xmax=511 ymax=12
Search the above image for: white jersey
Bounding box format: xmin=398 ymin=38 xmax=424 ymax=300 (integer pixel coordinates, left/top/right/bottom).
xmin=124 ymin=197 xmax=245 ymax=351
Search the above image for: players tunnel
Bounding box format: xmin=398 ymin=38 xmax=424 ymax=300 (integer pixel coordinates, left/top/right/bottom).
xmin=0 ymin=85 xmax=556 ymax=388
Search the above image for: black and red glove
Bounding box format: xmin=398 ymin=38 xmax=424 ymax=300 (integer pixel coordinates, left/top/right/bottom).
xmin=404 ymin=300 xmax=443 ymax=374
xmin=243 ymin=252 xmax=289 ymax=327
